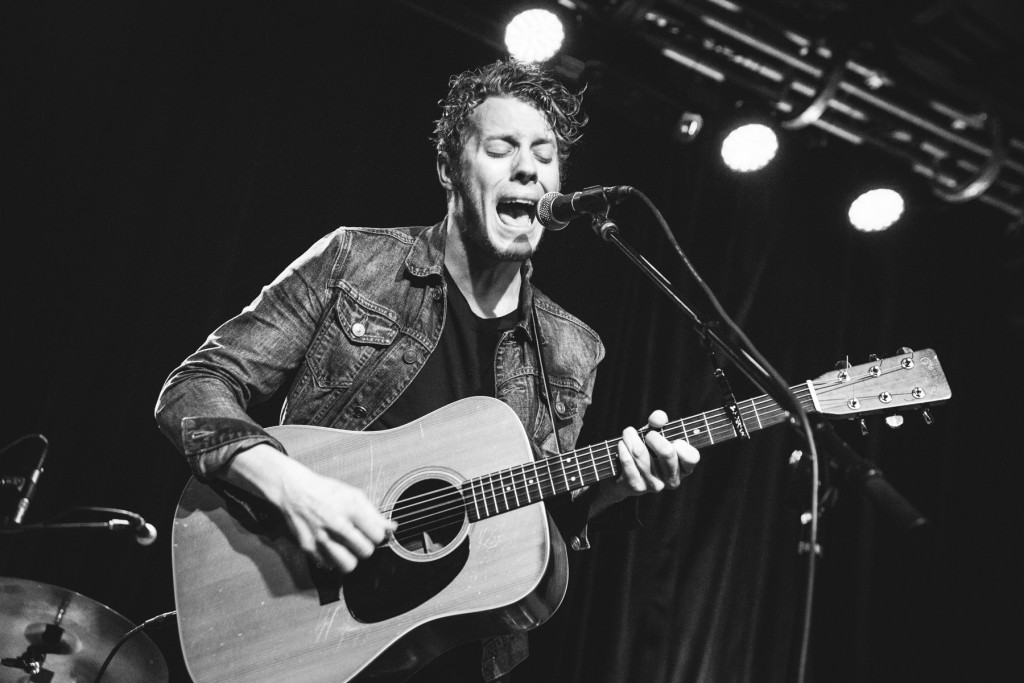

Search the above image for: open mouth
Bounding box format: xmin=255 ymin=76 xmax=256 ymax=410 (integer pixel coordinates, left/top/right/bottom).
xmin=496 ymin=198 xmax=537 ymax=228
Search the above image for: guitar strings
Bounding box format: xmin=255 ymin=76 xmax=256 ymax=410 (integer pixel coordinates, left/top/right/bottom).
xmin=380 ymin=398 xmax=805 ymax=542
xmin=379 ymin=386 xmax=809 ymax=515
xmin=380 ymin=388 xmax=815 ymax=526
xmin=380 ymin=366 xmax=891 ymax=518
xmin=378 ymin=367 xmax=916 ymax=542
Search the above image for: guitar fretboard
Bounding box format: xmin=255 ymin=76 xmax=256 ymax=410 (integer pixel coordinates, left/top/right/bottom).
xmin=461 ymin=384 xmax=815 ymax=522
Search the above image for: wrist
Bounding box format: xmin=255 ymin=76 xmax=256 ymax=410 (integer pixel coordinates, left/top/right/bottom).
xmin=223 ymin=443 xmax=299 ymax=507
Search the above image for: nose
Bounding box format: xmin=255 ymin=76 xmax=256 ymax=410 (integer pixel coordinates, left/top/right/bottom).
xmin=511 ymin=150 xmax=538 ymax=184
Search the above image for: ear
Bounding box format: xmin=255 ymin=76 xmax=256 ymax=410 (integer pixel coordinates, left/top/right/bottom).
xmin=436 ymin=153 xmax=454 ymax=191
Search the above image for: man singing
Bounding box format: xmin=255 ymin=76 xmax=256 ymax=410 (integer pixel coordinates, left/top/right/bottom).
xmin=156 ymin=59 xmax=699 ymax=682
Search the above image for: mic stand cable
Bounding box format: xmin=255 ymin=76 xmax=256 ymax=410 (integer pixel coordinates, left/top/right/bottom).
xmin=0 ymin=506 xmax=154 ymax=541
xmin=589 ymin=191 xmax=821 ymax=683
xmin=93 ymin=610 xmax=177 ymax=683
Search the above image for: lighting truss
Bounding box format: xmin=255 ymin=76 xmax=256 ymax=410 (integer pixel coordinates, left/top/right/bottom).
xmin=565 ymin=0 xmax=1024 ymax=220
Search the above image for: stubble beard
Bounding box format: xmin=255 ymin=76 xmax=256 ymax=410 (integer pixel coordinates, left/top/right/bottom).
xmin=452 ymin=179 xmax=542 ymax=264
xmin=458 ymin=218 xmax=537 ymax=263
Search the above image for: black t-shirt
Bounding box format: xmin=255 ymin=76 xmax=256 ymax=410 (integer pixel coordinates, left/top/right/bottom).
xmin=371 ymin=268 xmax=518 ymax=430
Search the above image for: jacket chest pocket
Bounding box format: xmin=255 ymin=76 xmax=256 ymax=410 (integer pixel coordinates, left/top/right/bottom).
xmin=306 ymin=286 xmax=400 ymax=389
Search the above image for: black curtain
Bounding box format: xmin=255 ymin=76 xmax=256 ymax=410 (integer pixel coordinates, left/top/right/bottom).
xmin=2 ymin=3 xmax=1020 ymax=682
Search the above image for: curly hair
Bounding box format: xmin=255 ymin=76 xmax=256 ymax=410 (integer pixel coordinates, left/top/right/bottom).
xmin=432 ymin=59 xmax=587 ymax=173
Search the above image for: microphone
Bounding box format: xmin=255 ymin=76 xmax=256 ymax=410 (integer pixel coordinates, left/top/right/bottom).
xmin=108 ymin=516 xmax=159 ymax=546
xmin=11 ymin=438 xmax=49 ymax=526
xmin=537 ymin=185 xmax=633 ymax=230
xmin=134 ymin=520 xmax=159 ymax=546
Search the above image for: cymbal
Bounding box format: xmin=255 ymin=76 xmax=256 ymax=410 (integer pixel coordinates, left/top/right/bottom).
xmin=0 ymin=577 xmax=168 ymax=683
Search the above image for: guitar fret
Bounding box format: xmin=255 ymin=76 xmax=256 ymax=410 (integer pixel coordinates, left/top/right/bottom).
xmin=558 ymin=455 xmax=570 ymax=493
xmin=749 ymin=398 xmax=763 ymax=430
xmin=481 ymin=476 xmax=493 ymax=518
xmin=565 ymin=454 xmax=582 ymax=491
xmin=491 ymin=473 xmax=505 ymax=514
xmin=739 ymin=401 xmax=757 ymax=433
xmin=607 ymin=445 xmax=620 ymax=478
xmin=702 ymin=412 xmax=715 ymax=444
xmin=506 ymin=467 xmax=521 ymax=509
xmin=516 ymin=465 xmax=530 ymax=505
xmin=528 ymin=462 xmax=542 ymax=503
xmin=682 ymin=417 xmax=704 ymax=447
xmin=470 ymin=478 xmax=482 ymax=521
xmin=587 ymin=445 xmax=601 ymax=485
xmin=497 ymin=470 xmax=509 ymax=512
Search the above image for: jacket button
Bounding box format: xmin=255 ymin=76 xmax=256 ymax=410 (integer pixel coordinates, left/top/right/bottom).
xmin=403 ymin=349 xmax=418 ymax=364
xmin=351 ymin=405 xmax=367 ymax=419
xmin=432 ymin=287 xmax=443 ymax=301
xmin=351 ymin=322 xmax=366 ymax=337
xmin=555 ymin=401 xmax=566 ymax=415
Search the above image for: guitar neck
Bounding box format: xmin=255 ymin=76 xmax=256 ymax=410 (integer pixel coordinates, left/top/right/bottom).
xmin=462 ymin=383 xmax=817 ymax=522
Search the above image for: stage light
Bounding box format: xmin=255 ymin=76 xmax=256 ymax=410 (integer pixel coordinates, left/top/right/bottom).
xmin=848 ymin=188 xmax=905 ymax=232
xmin=672 ymin=112 xmax=704 ymax=145
xmin=721 ymin=123 xmax=778 ymax=172
xmin=505 ymin=9 xmax=564 ymax=63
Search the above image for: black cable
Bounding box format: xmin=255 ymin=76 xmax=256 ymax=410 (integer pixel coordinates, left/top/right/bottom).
xmin=629 ymin=188 xmax=822 ymax=683
xmin=0 ymin=506 xmax=147 ymax=535
xmin=0 ymin=434 xmax=48 ymax=456
xmin=93 ymin=610 xmax=176 ymax=683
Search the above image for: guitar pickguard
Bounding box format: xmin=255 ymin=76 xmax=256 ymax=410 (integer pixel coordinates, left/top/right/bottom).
xmin=344 ymin=539 xmax=470 ymax=623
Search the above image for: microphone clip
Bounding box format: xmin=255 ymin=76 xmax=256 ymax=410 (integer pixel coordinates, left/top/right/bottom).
xmin=538 ymin=185 xmax=633 ymax=231
xmin=570 ymin=185 xmax=632 ymax=216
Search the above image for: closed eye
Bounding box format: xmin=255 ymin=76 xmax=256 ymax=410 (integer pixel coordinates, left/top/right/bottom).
xmin=533 ymin=143 xmax=555 ymax=163
xmin=486 ymin=141 xmax=514 ymax=157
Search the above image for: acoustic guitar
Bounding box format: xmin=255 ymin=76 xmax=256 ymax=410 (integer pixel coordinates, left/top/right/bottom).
xmin=171 ymin=348 xmax=950 ymax=682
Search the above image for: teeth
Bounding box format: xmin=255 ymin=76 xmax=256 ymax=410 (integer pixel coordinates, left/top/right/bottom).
xmin=498 ymin=199 xmax=536 ymax=226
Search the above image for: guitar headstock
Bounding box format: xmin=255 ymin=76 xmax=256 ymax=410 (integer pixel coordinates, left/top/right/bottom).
xmin=810 ymin=348 xmax=951 ymax=418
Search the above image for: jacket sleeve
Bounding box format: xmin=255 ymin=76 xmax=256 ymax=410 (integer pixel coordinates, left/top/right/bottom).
xmin=154 ymin=231 xmax=346 ymax=479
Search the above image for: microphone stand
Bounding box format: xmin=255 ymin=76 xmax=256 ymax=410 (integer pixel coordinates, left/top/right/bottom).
xmin=0 ymin=506 xmax=158 ymax=545
xmin=587 ymin=197 xmax=822 ymax=683
xmin=589 ymin=212 xmax=807 ymax=418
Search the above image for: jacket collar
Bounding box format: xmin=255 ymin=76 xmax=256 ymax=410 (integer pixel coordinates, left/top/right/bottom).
xmin=406 ymin=217 xmax=537 ymax=341
xmin=403 ymin=219 xmax=448 ymax=279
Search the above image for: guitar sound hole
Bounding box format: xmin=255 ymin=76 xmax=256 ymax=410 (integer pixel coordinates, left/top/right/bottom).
xmin=392 ymin=478 xmax=465 ymax=555
xmin=344 ymin=477 xmax=469 ymax=623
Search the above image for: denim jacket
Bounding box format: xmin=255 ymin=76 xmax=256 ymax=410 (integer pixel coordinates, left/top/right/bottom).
xmin=155 ymin=221 xmax=621 ymax=680
xmin=155 ymin=221 xmax=607 ymax=534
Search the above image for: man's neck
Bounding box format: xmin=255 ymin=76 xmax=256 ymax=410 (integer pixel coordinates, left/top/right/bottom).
xmin=444 ymin=222 xmax=523 ymax=319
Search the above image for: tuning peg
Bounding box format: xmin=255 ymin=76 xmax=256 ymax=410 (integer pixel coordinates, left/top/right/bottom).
xmin=834 ymin=359 xmax=850 ymax=370
xmin=897 ymin=346 xmax=913 ymax=354
xmin=885 ymin=414 xmax=904 ymax=429
xmin=868 ymin=353 xmax=880 ymax=362
xmin=921 ymin=408 xmax=934 ymax=425
xmin=858 ymin=418 xmax=869 ymax=436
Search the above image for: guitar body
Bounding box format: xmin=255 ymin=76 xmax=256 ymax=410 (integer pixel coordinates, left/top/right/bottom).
xmin=172 ymin=397 xmax=568 ymax=683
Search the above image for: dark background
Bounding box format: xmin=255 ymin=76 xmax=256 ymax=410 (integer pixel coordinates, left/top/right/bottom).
xmin=2 ymin=2 xmax=1022 ymax=682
